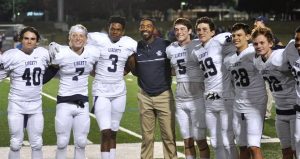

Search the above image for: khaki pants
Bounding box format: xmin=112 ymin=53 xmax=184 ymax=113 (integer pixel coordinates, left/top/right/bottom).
xmin=138 ymin=89 xmax=177 ymax=159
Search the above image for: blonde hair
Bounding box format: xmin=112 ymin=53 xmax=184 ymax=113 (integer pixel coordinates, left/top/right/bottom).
xmin=69 ymin=24 xmax=88 ymax=36
xmin=251 ymin=27 xmax=274 ymax=44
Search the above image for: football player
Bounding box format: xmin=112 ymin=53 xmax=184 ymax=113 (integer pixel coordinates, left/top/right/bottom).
xmin=166 ymin=18 xmax=210 ymax=159
xmin=282 ymin=26 xmax=300 ymax=159
xmin=0 ymin=26 xmax=50 ymax=159
xmin=191 ymin=17 xmax=238 ymax=159
xmin=252 ymin=27 xmax=297 ymax=159
xmin=87 ymin=16 xmax=137 ymax=159
xmin=49 ymin=24 xmax=99 ymax=159
xmin=224 ymin=23 xmax=267 ymax=159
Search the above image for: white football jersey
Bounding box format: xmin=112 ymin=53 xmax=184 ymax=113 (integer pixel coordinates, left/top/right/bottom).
xmin=224 ymin=45 xmax=266 ymax=112
xmin=191 ymin=32 xmax=235 ymax=102
xmin=166 ymin=39 xmax=203 ymax=83
xmin=88 ymin=32 xmax=137 ymax=97
xmin=52 ymin=45 xmax=99 ymax=96
xmin=166 ymin=39 xmax=204 ymax=101
xmin=254 ymin=49 xmax=297 ymax=110
xmin=283 ymin=40 xmax=300 ymax=105
xmin=0 ymin=47 xmax=49 ymax=102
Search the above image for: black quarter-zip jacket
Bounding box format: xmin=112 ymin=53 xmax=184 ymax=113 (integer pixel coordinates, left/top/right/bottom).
xmin=135 ymin=37 xmax=172 ymax=96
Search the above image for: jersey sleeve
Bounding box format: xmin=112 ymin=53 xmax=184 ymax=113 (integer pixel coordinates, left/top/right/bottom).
xmin=36 ymin=47 xmax=51 ymax=66
xmin=0 ymin=50 xmax=15 ymax=80
xmin=122 ymin=36 xmax=137 ymax=56
xmin=245 ymin=45 xmax=257 ymax=61
xmin=166 ymin=44 xmax=172 ymax=59
xmin=283 ymin=39 xmax=299 ymax=64
xmin=87 ymin=32 xmax=107 ymax=47
xmin=190 ymin=44 xmax=202 ymax=63
xmin=213 ymin=32 xmax=236 ymax=55
xmin=87 ymin=45 xmax=101 ymax=63
xmin=0 ymin=53 xmax=8 ymax=81
xmin=271 ymin=49 xmax=286 ymax=67
xmin=49 ymin=42 xmax=69 ymax=66
xmin=49 ymin=42 xmax=62 ymax=65
xmin=127 ymin=36 xmax=138 ymax=51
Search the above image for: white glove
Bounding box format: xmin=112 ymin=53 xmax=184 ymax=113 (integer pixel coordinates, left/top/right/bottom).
xmin=49 ymin=42 xmax=61 ymax=62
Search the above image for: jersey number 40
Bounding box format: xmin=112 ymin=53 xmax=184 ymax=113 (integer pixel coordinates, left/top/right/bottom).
xmin=22 ymin=67 xmax=41 ymax=86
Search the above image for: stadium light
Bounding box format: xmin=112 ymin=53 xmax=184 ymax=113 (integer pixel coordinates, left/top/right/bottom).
xmin=181 ymin=1 xmax=187 ymax=10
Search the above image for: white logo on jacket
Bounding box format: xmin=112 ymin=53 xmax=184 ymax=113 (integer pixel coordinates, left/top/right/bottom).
xmin=156 ymin=50 xmax=163 ymax=56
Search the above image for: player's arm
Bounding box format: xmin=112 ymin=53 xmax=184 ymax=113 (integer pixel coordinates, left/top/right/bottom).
xmin=0 ymin=68 xmax=8 ymax=82
xmin=0 ymin=53 xmax=8 ymax=82
xmin=90 ymin=63 xmax=96 ymax=77
xmin=124 ymin=53 xmax=137 ymax=76
xmin=171 ymin=67 xmax=176 ymax=76
xmin=43 ymin=42 xmax=61 ymax=84
xmin=43 ymin=65 xmax=59 ymax=84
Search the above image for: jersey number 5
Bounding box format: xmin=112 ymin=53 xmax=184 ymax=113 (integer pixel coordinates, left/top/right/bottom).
xmin=22 ymin=67 xmax=41 ymax=86
xmin=177 ymin=59 xmax=186 ymax=74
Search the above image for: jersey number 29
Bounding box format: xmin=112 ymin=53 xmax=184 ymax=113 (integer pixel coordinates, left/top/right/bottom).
xmin=199 ymin=57 xmax=217 ymax=78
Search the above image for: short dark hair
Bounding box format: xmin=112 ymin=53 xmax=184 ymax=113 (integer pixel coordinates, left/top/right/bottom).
xmin=174 ymin=18 xmax=192 ymax=30
xmin=140 ymin=18 xmax=156 ymax=27
xmin=195 ymin=16 xmax=215 ymax=31
xmin=231 ymin=23 xmax=251 ymax=35
xmin=108 ymin=16 xmax=126 ymax=29
xmin=19 ymin=26 xmax=40 ymax=42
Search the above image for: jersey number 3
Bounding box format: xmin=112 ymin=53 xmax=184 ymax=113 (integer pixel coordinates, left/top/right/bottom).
xmin=108 ymin=54 xmax=118 ymax=72
xmin=22 ymin=67 xmax=41 ymax=86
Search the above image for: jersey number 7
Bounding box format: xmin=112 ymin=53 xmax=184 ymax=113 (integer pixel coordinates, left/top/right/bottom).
xmin=72 ymin=67 xmax=84 ymax=81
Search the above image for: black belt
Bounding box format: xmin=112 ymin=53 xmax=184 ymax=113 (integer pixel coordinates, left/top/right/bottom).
xmin=57 ymin=94 xmax=88 ymax=108
xmin=276 ymin=108 xmax=296 ymax=115
xmin=294 ymin=105 xmax=300 ymax=112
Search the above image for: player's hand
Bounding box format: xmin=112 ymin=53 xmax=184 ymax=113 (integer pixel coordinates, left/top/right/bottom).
xmin=49 ymin=42 xmax=61 ymax=61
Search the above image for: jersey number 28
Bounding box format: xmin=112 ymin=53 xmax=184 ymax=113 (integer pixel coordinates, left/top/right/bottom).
xmin=231 ymin=68 xmax=250 ymax=87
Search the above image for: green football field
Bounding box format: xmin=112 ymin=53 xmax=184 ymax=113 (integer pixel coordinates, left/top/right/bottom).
xmin=0 ymin=75 xmax=283 ymax=158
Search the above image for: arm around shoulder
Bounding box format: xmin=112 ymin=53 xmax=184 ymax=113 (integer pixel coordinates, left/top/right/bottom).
xmin=124 ymin=53 xmax=137 ymax=76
